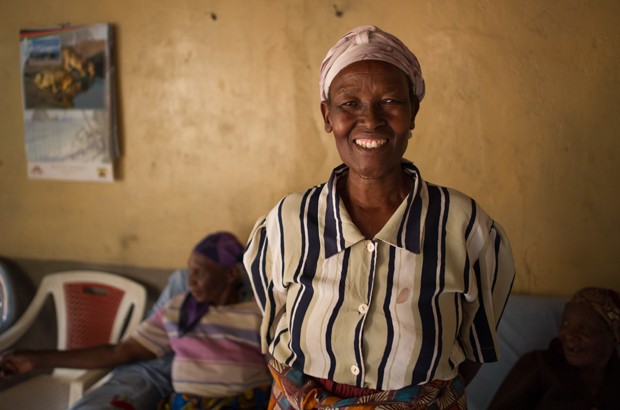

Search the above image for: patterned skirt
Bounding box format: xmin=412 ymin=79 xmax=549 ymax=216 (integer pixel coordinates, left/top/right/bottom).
xmin=158 ymin=384 xmax=272 ymax=410
xmin=267 ymin=359 xmax=466 ymax=410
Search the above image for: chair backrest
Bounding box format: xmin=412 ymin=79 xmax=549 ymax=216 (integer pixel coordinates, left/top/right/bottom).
xmin=0 ymin=271 xmax=147 ymax=351
xmin=46 ymin=271 xmax=147 ymax=349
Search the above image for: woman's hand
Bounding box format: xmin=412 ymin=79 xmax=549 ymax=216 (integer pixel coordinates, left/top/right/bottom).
xmin=0 ymin=350 xmax=34 ymax=378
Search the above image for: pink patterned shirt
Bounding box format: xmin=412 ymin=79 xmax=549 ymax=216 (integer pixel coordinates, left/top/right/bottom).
xmin=131 ymin=293 xmax=271 ymax=397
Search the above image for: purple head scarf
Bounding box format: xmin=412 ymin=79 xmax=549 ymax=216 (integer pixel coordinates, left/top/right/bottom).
xmin=193 ymin=231 xmax=244 ymax=268
xmin=319 ymin=25 xmax=425 ymax=103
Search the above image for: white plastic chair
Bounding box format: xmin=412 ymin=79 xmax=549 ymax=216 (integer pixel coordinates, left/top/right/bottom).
xmin=0 ymin=270 xmax=147 ymax=409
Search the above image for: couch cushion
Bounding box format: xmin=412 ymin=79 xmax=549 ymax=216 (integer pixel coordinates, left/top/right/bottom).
xmin=466 ymin=293 xmax=568 ymax=410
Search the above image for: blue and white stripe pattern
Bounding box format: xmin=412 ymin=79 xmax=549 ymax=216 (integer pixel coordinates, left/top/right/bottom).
xmin=244 ymin=161 xmax=515 ymax=390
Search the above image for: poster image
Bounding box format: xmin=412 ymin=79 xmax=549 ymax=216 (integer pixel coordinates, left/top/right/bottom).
xmin=20 ymin=24 xmax=118 ymax=182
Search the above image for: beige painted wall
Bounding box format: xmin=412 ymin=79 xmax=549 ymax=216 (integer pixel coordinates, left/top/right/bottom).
xmin=1 ymin=0 xmax=619 ymax=296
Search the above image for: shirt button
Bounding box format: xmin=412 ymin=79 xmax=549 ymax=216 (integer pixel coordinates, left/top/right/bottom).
xmin=351 ymin=365 xmax=360 ymax=375
xmin=358 ymin=304 xmax=368 ymax=314
xmin=366 ymin=242 xmax=375 ymax=252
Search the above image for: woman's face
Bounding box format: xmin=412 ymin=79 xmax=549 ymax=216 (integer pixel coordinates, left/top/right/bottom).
xmin=557 ymin=302 xmax=616 ymax=370
xmin=321 ymin=60 xmax=418 ymax=180
xmin=186 ymin=251 xmax=233 ymax=303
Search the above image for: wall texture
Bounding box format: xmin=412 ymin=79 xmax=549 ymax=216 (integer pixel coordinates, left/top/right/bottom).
xmin=1 ymin=0 xmax=619 ymax=296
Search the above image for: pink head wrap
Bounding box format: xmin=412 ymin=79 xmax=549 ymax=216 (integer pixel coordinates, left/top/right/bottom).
xmin=319 ymin=25 xmax=425 ymax=103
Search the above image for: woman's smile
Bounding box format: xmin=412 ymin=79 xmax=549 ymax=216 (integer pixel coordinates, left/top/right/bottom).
xmin=354 ymin=138 xmax=387 ymax=149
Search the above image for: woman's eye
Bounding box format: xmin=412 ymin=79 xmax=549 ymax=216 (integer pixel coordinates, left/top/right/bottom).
xmin=383 ymin=98 xmax=403 ymax=105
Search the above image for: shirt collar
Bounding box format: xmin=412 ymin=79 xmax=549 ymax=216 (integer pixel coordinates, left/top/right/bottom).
xmin=322 ymin=160 xmax=426 ymax=259
xmin=178 ymin=292 xmax=210 ymax=335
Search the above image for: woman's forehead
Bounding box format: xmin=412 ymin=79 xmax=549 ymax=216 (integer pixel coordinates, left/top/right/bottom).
xmin=188 ymin=251 xmax=227 ymax=271
xmin=330 ymin=61 xmax=409 ymax=91
xmin=564 ymin=302 xmax=610 ymax=328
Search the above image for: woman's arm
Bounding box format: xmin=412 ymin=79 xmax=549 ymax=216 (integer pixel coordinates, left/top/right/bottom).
xmin=0 ymin=337 xmax=156 ymax=378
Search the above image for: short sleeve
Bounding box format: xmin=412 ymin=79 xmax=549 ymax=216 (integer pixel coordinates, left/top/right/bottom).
xmin=243 ymin=214 xmax=288 ymax=354
xmin=460 ymin=209 xmax=516 ymax=363
xmin=130 ymin=305 xmax=173 ymax=357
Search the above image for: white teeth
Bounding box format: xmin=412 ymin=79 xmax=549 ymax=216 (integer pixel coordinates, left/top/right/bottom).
xmin=355 ymin=139 xmax=387 ymax=149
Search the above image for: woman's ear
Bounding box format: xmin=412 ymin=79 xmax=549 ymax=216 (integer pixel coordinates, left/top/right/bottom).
xmin=227 ymin=265 xmax=241 ymax=285
xmin=220 ymin=265 xmax=242 ymax=305
xmin=321 ymin=101 xmax=333 ymax=133
xmin=409 ymin=98 xmax=420 ymax=131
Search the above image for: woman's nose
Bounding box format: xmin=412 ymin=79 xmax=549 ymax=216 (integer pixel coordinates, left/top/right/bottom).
xmin=560 ymin=326 xmax=579 ymax=340
xmin=359 ymin=103 xmax=385 ymax=128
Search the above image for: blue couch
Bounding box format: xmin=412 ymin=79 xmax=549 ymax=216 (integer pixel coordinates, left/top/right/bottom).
xmin=466 ymin=293 xmax=568 ymax=410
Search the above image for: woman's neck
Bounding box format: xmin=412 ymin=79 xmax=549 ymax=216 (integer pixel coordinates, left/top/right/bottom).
xmin=338 ymin=169 xmax=412 ymax=239
xmin=579 ymin=365 xmax=608 ymax=398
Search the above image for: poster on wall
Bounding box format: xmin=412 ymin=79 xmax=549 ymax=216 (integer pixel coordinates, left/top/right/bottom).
xmin=19 ymin=23 xmax=119 ymax=182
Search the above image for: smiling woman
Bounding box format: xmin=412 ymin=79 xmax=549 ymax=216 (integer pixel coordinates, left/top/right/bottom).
xmin=489 ymin=287 xmax=620 ymax=410
xmin=244 ymin=25 xmax=516 ymax=409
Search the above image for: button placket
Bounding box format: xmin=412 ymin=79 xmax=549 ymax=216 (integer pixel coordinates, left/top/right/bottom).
xmin=352 ymin=240 xmax=376 ymax=386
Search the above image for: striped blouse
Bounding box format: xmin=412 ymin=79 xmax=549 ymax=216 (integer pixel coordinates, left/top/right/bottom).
xmin=130 ymin=294 xmax=272 ymax=397
xmin=244 ymin=161 xmax=515 ymax=391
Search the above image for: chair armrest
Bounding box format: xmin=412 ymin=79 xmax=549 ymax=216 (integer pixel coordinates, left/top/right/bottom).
xmin=67 ymin=368 xmax=112 ymax=406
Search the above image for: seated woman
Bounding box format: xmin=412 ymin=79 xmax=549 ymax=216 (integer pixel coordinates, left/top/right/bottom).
xmin=0 ymin=232 xmax=272 ymax=410
xmin=489 ymin=287 xmax=620 ymax=410
xmin=71 ymin=245 xmax=259 ymax=410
